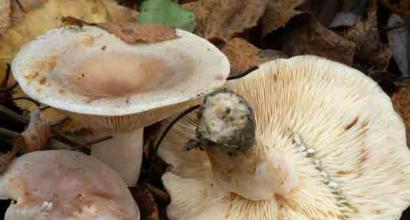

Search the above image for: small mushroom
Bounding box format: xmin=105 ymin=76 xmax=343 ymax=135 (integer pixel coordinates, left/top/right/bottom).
xmin=11 ymin=25 xmax=230 ymax=186
xmin=0 ymin=150 xmax=139 ymax=220
xmin=158 ymin=55 xmax=410 ymax=219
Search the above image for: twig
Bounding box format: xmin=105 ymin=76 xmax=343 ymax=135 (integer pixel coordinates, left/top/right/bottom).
xmin=0 ymin=104 xmax=89 ymax=149
xmin=153 ymin=105 xmax=200 ymax=153
xmin=0 ymin=127 xmax=19 ymax=138
xmin=8 ymin=97 xmax=41 ymax=106
xmin=0 ymin=104 xmax=28 ymax=123
xmin=86 ymin=136 xmax=113 ymax=146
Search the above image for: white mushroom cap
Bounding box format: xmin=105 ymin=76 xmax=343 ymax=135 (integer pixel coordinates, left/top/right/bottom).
xmin=0 ymin=150 xmax=139 ymax=220
xmin=158 ymin=55 xmax=410 ymax=219
xmin=11 ymin=25 xmax=229 ymax=130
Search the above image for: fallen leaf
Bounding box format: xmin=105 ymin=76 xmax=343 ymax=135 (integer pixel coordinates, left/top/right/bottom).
xmin=379 ymin=0 xmax=410 ymax=21
xmin=261 ymin=0 xmax=303 ymax=37
xmin=280 ymin=13 xmax=355 ymax=65
xmin=392 ymin=81 xmax=410 ymax=147
xmin=183 ymin=0 xmax=269 ymax=41
xmin=138 ymin=0 xmax=196 ymax=32
xmin=100 ymin=22 xmax=177 ymax=43
xmin=387 ymin=14 xmax=409 ymax=77
xmin=344 ymin=7 xmax=392 ymax=71
xmin=20 ymin=108 xmax=52 ymax=152
xmin=129 ymin=186 xmax=160 ymax=220
xmin=222 ymin=38 xmax=286 ymax=77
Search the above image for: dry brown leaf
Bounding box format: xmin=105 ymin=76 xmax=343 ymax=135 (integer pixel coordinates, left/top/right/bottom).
xmin=20 ymin=108 xmax=52 ymax=152
xmin=222 ymin=38 xmax=286 ymax=77
xmin=344 ymin=8 xmax=392 ymax=71
xmin=129 ymin=186 xmax=160 ymax=220
xmin=261 ymin=0 xmax=303 ymax=37
xmin=392 ymin=82 xmax=410 ymax=147
xmin=280 ymin=13 xmax=355 ymax=65
xmin=183 ymin=0 xmax=269 ymax=41
xmin=100 ymin=22 xmax=176 ymax=44
xmin=379 ymin=0 xmax=410 ymax=21
xmin=0 ymin=0 xmax=11 ymax=36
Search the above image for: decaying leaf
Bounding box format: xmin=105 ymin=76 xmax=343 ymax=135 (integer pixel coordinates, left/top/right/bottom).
xmin=261 ymin=0 xmax=303 ymax=37
xmin=392 ymin=81 xmax=410 ymax=147
xmin=222 ymin=38 xmax=286 ymax=77
xmin=183 ymin=0 xmax=269 ymax=41
xmin=344 ymin=7 xmax=392 ymax=71
xmin=387 ymin=14 xmax=410 ymax=77
xmin=0 ymin=0 xmax=10 ymax=36
xmin=379 ymin=0 xmax=410 ymax=21
xmin=129 ymin=186 xmax=160 ymax=220
xmin=138 ymin=0 xmax=196 ymax=32
xmin=280 ymin=13 xmax=355 ymax=65
xmin=20 ymin=108 xmax=52 ymax=152
xmin=0 ymin=0 xmax=137 ymax=124
xmin=100 ymin=22 xmax=177 ymax=43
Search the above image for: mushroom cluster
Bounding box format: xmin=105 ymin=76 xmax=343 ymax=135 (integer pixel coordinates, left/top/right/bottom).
xmin=11 ymin=24 xmax=230 ymax=187
xmin=5 ymin=22 xmax=230 ymax=220
xmin=158 ymin=55 xmax=410 ymax=219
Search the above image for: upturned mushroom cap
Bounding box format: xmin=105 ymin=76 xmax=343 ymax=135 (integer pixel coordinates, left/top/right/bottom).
xmin=0 ymin=150 xmax=139 ymax=220
xmin=11 ymin=25 xmax=229 ymax=130
xmin=158 ymin=55 xmax=410 ymax=219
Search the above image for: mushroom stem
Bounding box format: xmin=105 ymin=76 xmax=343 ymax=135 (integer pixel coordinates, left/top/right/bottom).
xmin=206 ymin=140 xmax=298 ymax=201
xmin=192 ymin=89 xmax=298 ymax=201
xmin=90 ymin=128 xmax=143 ymax=187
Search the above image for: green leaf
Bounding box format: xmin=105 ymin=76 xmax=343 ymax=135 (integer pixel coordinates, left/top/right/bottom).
xmin=138 ymin=0 xmax=196 ymax=32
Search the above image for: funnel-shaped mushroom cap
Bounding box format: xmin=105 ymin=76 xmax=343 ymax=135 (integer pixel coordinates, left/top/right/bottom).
xmin=158 ymin=55 xmax=410 ymax=219
xmin=11 ymin=25 xmax=229 ymax=129
xmin=0 ymin=150 xmax=139 ymax=220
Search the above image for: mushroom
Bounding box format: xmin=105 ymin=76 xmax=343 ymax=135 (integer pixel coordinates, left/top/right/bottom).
xmin=0 ymin=150 xmax=139 ymax=219
xmin=11 ymin=25 xmax=230 ymax=186
xmin=158 ymin=55 xmax=410 ymax=219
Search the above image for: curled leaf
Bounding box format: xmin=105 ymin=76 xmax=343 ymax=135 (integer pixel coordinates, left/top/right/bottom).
xmin=344 ymin=8 xmax=392 ymax=71
xmin=222 ymin=38 xmax=286 ymax=77
xmin=183 ymin=0 xmax=269 ymax=41
xmin=280 ymin=13 xmax=355 ymax=65
xmin=261 ymin=0 xmax=303 ymax=37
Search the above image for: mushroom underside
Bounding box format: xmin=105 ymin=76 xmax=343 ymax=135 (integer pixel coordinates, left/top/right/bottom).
xmin=158 ymin=55 xmax=410 ymax=220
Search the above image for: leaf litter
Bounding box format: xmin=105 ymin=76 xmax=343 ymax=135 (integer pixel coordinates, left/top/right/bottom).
xmin=0 ymin=0 xmax=410 ymax=219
